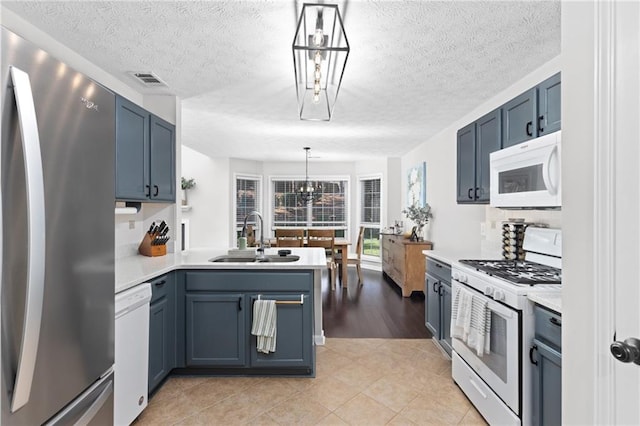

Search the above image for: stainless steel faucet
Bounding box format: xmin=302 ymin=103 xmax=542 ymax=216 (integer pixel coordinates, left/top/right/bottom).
xmin=243 ymin=210 xmax=265 ymax=259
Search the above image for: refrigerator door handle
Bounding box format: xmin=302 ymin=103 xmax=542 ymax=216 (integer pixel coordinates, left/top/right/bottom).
xmin=8 ymin=66 xmax=47 ymax=413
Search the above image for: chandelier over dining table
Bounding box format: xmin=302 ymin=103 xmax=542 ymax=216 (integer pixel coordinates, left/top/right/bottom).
xmin=292 ymin=3 xmax=350 ymax=121
xmin=298 ymin=147 xmax=321 ymax=204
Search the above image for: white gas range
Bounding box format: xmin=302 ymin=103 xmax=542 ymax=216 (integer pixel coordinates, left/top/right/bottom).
xmin=450 ymin=227 xmax=561 ymax=426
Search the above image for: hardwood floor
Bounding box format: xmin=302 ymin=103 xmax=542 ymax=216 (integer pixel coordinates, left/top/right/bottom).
xmin=322 ymin=267 xmax=432 ymax=339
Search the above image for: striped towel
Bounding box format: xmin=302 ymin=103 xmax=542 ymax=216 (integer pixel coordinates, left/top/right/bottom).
xmin=251 ymin=300 xmax=277 ymax=354
xmin=451 ymin=286 xmax=492 ymax=357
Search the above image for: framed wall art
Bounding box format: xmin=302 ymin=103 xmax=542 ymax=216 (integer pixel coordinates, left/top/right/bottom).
xmin=407 ymin=162 xmax=426 ymax=207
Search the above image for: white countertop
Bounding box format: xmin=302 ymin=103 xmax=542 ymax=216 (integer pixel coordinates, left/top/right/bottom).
xmin=528 ymin=292 xmax=562 ymax=314
xmin=116 ymin=247 xmax=327 ymax=294
xmin=422 ymin=249 xmax=498 ymax=267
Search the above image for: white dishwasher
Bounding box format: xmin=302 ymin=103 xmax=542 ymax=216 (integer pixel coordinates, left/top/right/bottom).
xmin=115 ymin=283 xmax=152 ymax=426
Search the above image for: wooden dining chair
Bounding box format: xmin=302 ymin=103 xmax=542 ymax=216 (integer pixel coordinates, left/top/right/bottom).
xmin=336 ymin=226 xmax=365 ymax=286
xmin=245 ymin=225 xmax=256 ymax=247
xmin=307 ymin=229 xmax=337 ymax=290
xmin=275 ymin=229 xmax=304 ymax=247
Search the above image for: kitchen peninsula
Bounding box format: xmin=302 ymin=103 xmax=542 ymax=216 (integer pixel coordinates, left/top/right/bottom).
xmin=116 ymin=247 xmax=327 ymax=389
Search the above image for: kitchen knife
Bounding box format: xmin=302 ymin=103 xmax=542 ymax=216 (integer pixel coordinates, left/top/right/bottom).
xmin=157 ymin=220 xmax=167 ymax=235
xmin=160 ymin=226 xmax=169 ymax=237
xmin=148 ymin=222 xmax=155 ymax=235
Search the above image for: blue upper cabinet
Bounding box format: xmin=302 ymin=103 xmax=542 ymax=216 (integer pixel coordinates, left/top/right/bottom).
xmin=537 ymin=73 xmax=561 ymax=136
xmin=115 ymin=96 xmax=150 ymax=201
xmin=502 ymin=73 xmax=562 ymax=148
xmin=456 ymin=122 xmax=477 ymax=203
xmin=149 ymin=116 xmax=176 ymax=202
xmin=502 ymin=88 xmax=537 ymax=148
xmin=116 ymin=95 xmax=176 ymax=202
xmin=457 ymin=109 xmax=501 ymax=204
xmin=475 ymin=109 xmax=501 ymax=202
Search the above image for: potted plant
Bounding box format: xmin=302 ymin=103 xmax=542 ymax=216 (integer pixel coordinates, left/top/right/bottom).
xmin=181 ymin=177 xmax=196 ymax=206
xmin=402 ymin=203 xmax=432 ymax=241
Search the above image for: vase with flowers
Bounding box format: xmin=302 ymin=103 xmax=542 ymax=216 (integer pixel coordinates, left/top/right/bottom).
xmin=181 ymin=177 xmax=196 ymax=206
xmin=402 ymin=203 xmax=432 ymax=241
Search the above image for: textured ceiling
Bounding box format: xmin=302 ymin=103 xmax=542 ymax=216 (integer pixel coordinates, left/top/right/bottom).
xmin=3 ymin=1 xmax=560 ymax=162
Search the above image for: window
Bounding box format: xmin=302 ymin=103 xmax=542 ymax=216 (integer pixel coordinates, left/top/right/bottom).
xmin=235 ymin=175 xmax=261 ymax=231
xmin=360 ymin=177 xmax=382 ymax=258
xmin=272 ymin=178 xmax=348 ymax=235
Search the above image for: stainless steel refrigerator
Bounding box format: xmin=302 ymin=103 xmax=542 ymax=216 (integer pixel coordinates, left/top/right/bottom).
xmin=1 ymin=27 xmax=115 ymax=425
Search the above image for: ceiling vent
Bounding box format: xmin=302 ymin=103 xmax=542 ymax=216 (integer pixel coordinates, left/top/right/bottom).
xmin=128 ymin=71 xmax=168 ymax=87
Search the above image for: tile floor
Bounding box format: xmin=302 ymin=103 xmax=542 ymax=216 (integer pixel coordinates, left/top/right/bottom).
xmin=136 ymin=338 xmax=486 ymax=425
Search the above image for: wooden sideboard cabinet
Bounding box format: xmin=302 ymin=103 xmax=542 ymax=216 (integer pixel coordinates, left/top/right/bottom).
xmin=381 ymin=234 xmax=432 ymax=297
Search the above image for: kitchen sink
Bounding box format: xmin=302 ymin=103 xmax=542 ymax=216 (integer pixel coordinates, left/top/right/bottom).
xmin=209 ymin=254 xmax=300 ymax=263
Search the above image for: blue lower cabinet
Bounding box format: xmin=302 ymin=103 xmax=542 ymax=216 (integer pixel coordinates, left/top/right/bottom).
xmin=439 ymin=281 xmax=452 ymax=355
xmin=180 ymin=270 xmax=315 ymax=376
xmin=531 ymin=339 xmax=562 ymax=425
xmin=531 ymin=305 xmax=562 ymax=425
xmin=185 ymin=293 xmax=246 ymax=366
xmin=425 ymin=273 xmax=440 ymax=337
xmin=148 ymin=273 xmax=176 ymax=395
xmin=249 ymin=294 xmax=313 ymax=370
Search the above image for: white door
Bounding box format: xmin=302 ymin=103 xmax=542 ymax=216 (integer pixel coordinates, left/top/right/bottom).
xmin=564 ymin=1 xmax=640 ymax=424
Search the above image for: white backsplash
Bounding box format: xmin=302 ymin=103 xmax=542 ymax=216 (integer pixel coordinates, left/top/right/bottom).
xmin=481 ymin=206 xmax=562 ymax=258
xmin=115 ymin=203 xmax=176 ymax=258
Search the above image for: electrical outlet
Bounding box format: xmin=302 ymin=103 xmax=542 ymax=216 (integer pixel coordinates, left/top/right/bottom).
xmin=129 ymin=220 xmax=135 ymax=230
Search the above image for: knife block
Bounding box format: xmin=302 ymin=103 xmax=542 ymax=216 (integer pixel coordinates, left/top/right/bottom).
xmin=138 ymin=233 xmax=167 ymax=257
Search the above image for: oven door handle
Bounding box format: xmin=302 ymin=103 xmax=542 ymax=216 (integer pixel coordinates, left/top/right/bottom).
xmin=452 ymin=281 xmax=516 ymax=318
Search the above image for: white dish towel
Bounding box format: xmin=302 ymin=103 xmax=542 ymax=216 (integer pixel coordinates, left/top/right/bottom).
xmin=451 ymin=286 xmax=492 ymax=357
xmin=251 ymin=299 xmax=277 ymax=354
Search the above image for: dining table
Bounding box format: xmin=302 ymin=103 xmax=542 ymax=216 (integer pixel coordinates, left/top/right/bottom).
xmin=266 ymin=237 xmax=352 ymax=287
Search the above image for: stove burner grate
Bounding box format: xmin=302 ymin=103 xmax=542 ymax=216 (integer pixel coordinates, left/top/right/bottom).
xmin=459 ymin=259 xmax=562 ymax=285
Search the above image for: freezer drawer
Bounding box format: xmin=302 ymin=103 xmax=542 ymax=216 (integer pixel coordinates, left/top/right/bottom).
xmin=45 ymin=371 xmax=114 ymax=426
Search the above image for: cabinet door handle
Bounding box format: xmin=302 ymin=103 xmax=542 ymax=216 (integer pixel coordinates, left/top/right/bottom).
xmin=153 ymin=185 xmax=159 ymax=197
xmin=526 ymin=121 xmax=533 ymax=136
xmin=474 ymin=187 xmax=479 ymax=199
xmin=238 ymin=297 xmax=242 ymax=311
xmin=154 ymin=280 xmax=166 ymax=287
xmin=538 ymin=115 xmax=545 ymax=133
xmin=467 ymin=188 xmax=473 ymax=199
xmin=530 ymin=344 xmax=538 ymax=365
xmin=549 ymin=317 xmax=561 ymax=327
xmin=146 ymin=185 xmax=151 ymax=197
xmin=433 ymin=281 xmax=439 ymax=293
xmin=438 ymin=285 xmax=444 ymax=296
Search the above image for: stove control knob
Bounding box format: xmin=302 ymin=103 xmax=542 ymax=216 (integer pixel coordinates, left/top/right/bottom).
xmin=493 ymin=289 xmax=505 ymax=301
xmin=484 ymin=287 xmax=494 ymax=296
xmin=452 ymin=272 xmax=460 ymax=281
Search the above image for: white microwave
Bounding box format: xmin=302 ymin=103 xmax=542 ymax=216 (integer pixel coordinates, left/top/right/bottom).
xmin=490 ymin=131 xmax=561 ymax=208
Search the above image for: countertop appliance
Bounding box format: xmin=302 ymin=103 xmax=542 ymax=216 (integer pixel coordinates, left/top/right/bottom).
xmin=2 ymin=27 xmax=115 ymax=424
xmin=451 ymin=227 xmax=561 ymax=425
xmin=115 ymin=283 xmax=151 ymax=425
xmin=490 ymin=131 xmax=561 ymax=209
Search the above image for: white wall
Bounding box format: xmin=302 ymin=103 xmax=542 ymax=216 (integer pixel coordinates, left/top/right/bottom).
xmin=562 ymin=2 xmax=596 ymax=424
xmin=181 ymin=154 xmax=400 ymax=252
xmin=400 ymin=56 xmax=563 ymax=253
xmin=181 ymin=146 xmax=230 ymax=248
